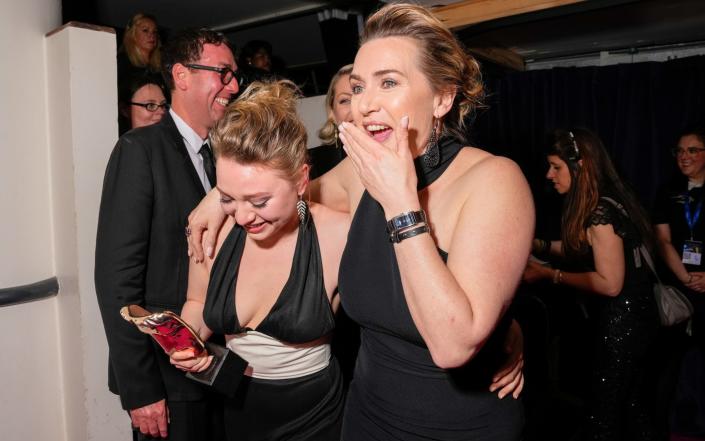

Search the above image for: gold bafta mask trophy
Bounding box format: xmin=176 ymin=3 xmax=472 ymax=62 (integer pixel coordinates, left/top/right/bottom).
xmin=120 ymin=305 xmax=246 ymax=396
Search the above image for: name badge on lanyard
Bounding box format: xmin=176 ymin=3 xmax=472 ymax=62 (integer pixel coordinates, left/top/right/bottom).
xmin=683 ymin=193 xmax=703 ymax=265
xmin=683 ymin=240 xmax=702 ymax=265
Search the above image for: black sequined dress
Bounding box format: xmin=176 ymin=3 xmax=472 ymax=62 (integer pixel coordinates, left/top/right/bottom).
xmin=575 ymin=197 xmax=660 ymax=441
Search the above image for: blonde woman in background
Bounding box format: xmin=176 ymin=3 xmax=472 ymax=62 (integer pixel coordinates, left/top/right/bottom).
xmin=309 ymin=64 xmax=353 ymax=179
xmin=117 ymin=13 xmax=162 ymax=86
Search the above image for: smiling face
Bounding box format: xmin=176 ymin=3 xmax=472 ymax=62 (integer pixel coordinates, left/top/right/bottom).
xmin=175 ymin=43 xmax=238 ymax=138
xmin=216 ymin=158 xmax=306 ymax=241
xmin=546 ymin=155 xmax=572 ymax=194
xmin=133 ymin=18 xmax=158 ymax=54
xmin=676 ymin=134 xmax=705 ymax=183
xmin=350 ymin=36 xmax=450 ymax=155
xmin=129 ymin=84 xmax=166 ymax=129
xmin=331 ymin=74 xmax=353 ymax=125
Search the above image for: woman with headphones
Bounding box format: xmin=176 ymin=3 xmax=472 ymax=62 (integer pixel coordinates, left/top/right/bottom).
xmin=523 ymin=129 xmax=659 ymax=441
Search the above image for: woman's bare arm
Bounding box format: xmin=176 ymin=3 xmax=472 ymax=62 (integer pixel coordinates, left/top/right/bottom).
xmin=173 ymin=221 xmax=234 ymax=372
xmin=180 ymin=257 xmax=212 ymax=341
xmin=394 ymin=157 xmax=535 ymax=368
xmin=338 ymin=119 xmax=534 ymax=368
xmin=654 ymin=223 xmax=692 ymax=283
xmin=527 ymin=224 xmax=626 ymax=296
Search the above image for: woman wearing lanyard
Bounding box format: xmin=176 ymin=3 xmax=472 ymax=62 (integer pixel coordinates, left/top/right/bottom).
xmin=654 ymin=128 xmax=705 ymax=291
xmin=653 ymin=127 xmax=705 ymax=438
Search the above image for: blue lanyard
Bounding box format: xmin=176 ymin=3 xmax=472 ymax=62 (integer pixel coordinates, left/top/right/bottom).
xmin=684 ymin=193 xmax=703 ymax=240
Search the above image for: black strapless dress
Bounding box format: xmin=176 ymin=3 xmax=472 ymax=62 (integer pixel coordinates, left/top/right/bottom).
xmin=203 ymin=215 xmax=344 ymax=441
xmin=338 ymin=139 xmax=524 ymax=440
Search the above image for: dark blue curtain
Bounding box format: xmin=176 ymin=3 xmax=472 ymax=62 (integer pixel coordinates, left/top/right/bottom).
xmin=470 ymin=54 xmax=705 ymax=236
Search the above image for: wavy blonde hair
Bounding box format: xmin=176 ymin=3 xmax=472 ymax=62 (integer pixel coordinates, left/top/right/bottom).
xmin=121 ymin=13 xmax=161 ymax=71
xmin=361 ymin=3 xmax=484 ymax=143
xmin=211 ymin=80 xmax=307 ymax=181
xmin=318 ymin=64 xmax=353 ymax=146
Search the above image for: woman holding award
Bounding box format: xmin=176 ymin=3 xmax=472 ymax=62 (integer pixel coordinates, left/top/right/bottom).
xmin=171 ymin=80 xmax=349 ymax=440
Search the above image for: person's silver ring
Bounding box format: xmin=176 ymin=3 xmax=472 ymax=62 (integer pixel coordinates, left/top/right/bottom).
xmin=185 ymin=226 xmax=191 ymax=237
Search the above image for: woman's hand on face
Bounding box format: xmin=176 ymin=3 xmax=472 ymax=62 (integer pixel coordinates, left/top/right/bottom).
xmin=685 ymin=272 xmax=705 ymax=292
xmin=169 ymin=348 xmax=213 ymax=373
xmin=522 ymin=260 xmax=550 ymax=284
xmin=338 ymin=117 xmax=420 ymax=216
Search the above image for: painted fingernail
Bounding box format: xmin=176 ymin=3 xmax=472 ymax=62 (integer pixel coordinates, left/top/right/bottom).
xmin=206 ymin=246 xmax=213 ymax=257
xmin=401 ymin=116 xmax=409 ymax=128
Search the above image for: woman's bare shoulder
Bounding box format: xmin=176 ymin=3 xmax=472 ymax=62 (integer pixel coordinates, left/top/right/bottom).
xmin=454 ymin=147 xmax=526 ymax=188
xmin=309 ymin=202 xmax=351 ymax=231
xmin=310 ymin=157 xmax=362 ymax=213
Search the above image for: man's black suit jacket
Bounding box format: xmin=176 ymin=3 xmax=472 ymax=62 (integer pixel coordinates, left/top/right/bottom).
xmin=95 ymin=113 xmax=207 ymax=410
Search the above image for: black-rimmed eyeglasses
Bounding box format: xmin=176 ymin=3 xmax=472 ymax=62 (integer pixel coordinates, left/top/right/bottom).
xmin=130 ymin=102 xmax=169 ymax=112
xmin=185 ymin=64 xmax=237 ymax=85
xmin=671 ymin=147 xmax=705 ymax=157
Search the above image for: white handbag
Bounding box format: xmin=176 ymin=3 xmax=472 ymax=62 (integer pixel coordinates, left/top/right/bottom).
xmin=639 ymin=244 xmax=694 ymax=327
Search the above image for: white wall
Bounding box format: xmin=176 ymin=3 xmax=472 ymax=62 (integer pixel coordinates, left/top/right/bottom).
xmin=1 ymin=2 xmax=130 ymax=440
xmin=297 ymin=94 xmax=327 ymax=149
xmin=46 ymin=24 xmax=129 ymax=441
xmin=0 ymin=0 xmax=66 ymax=440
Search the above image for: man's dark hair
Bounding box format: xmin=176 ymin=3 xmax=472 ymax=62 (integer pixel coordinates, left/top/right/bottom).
xmin=679 ymin=125 xmax=705 ymax=146
xmin=119 ymin=71 xmax=165 ymax=106
xmin=161 ymin=28 xmax=233 ymax=90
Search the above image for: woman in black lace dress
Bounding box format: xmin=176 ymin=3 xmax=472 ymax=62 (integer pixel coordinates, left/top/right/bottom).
xmin=525 ymin=129 xmax=659 ymax=441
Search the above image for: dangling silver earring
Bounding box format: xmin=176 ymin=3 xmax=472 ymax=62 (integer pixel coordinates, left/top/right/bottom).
xmin=297 ymin=196 xmax=308 ymax=225
xmin=422 ymin=118 xmax=440 ymax=168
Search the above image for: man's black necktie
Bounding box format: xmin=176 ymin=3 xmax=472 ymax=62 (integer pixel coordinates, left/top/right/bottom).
xmin=199 ymin=142 xmax=216 ymax=187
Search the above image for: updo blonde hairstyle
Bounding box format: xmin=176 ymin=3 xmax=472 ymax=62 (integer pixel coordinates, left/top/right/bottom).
xmin=361 ymin=3 xmax=484 ymax=143
xmin=210 ymin=80 xmax=308 ymax=181
xmin=318 ymin=64 xmax=353 ymax=146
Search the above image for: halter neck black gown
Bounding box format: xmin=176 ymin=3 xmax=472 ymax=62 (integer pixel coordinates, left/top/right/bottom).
xmin=338 ymin=139 xmax=524 ymax=440
xmin=203 ymin=215 xmax=344 ymax=441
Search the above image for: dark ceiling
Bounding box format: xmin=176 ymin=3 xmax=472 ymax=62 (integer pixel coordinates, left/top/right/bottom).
xmin=62 ymin=0 xmax=705 ymax=70
xmin=459 ymin=0 xmax=705 ymax=63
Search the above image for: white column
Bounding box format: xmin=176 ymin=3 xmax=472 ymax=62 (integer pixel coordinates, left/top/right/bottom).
xmin=46 ymin=23 xmax=129 ymax=441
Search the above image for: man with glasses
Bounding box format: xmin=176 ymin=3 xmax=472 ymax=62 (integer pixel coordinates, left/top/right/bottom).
xmin=96 ymin=28 xmax=238 ymax=441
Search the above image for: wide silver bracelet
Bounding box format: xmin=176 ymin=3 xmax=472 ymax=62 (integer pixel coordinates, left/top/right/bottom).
xmin=386 ymin=210 xmax=427 ymax=234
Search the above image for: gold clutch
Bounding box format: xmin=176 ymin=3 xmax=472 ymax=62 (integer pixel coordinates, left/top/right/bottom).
xmin=120 ymin=305 xmax=205 ymax=355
